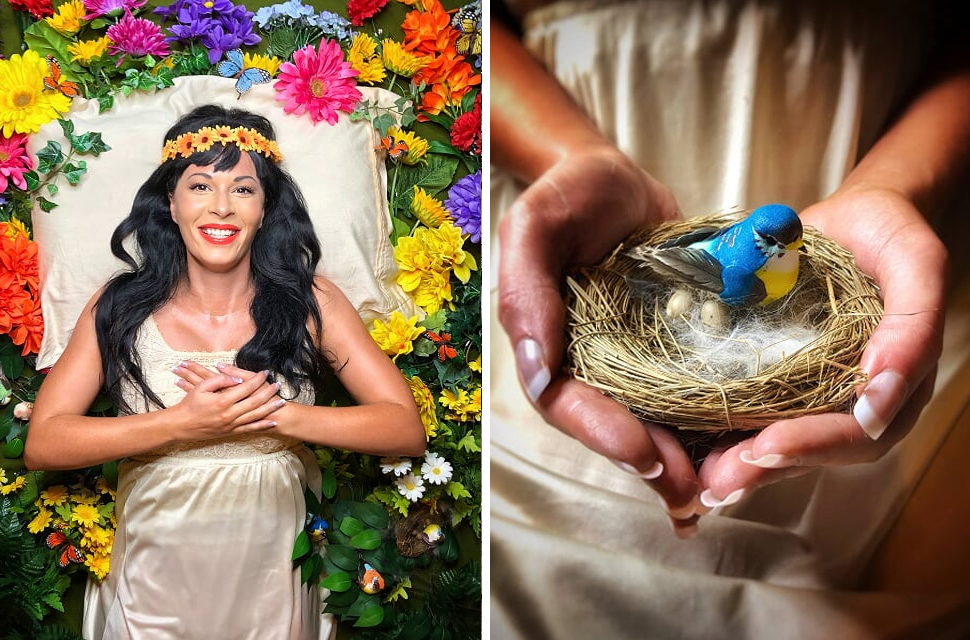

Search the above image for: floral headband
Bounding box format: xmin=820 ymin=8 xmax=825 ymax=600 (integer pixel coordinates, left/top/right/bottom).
xmin=161 ymin=125 xmax=283 ymax=164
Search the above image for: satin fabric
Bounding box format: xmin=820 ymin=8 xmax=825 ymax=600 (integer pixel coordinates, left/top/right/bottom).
xmin=82 ymin=316 xmax=335 ymax=640
xmin=491 ymin=1 xmax=970 ymax=638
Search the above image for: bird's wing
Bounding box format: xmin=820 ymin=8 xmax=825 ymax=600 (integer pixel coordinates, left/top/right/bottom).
xmin=720 ymin=264 xmax=766 ymax=305
xmin=626 ymin=245 xmax=724 ymax=294
xmin=657 ymin=227 xmax=720 ymax=249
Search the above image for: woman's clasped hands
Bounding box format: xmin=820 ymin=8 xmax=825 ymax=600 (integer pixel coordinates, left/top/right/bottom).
xmin=170 ymin=361 xmax=288 ymax=438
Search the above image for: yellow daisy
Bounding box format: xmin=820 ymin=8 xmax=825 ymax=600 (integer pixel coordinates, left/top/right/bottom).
xmin=2 ymin=217 xmax=30 ymax=239
xmin=389 ymin=126 xmax=429 ymax=165
xmin=382 ymin=39 xmax=429 ymax=78
xmin=27 ymin=508 xmax=53 ymax=535
xmin=243 ymin=52 xmax=282 ymax=77
xmin=82 ymin=524 xmax=112 ymax=550
xmin=46 ymin=0 xmax=87 ymax=36
xmin=410 ymin=186 xmax=451 ymax=228
xmin=468 ymin=355 xmax=482 ymax=373
xmin=40 ymin=484 xmax=70 ymax=506
xmin=348 ymin=33 xmax=386 ymax=85
xmin=0 ymin=50 xmax=72 ymax=136
xmin=68 ymin=36 xmax=112 ymax=65
xmin=413 ymin=269 xmax=453 ymax=314
xmin=0 ymin=476 xmax=26 ymax=495
xmin=370 ymin=312 xmax=424 ymax=360
xmin=0 ymin=469 xmax=6 ymax=485
xmin=86 ymin=553 xmax=110 ymax=581
xmin=428 ymin=223 xmax=478 ymax=283
xmin=71 ymin=503 xmax=101 ymax=527
xmin=407 ymin=375 xmax=439 ymax=439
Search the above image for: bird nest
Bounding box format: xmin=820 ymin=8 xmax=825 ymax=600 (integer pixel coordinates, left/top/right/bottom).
xmin=565 ymin=211 xmax=883 ymax=432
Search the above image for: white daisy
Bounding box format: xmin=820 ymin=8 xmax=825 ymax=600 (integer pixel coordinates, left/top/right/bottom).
xmin=420 ymin=451 xmax=453 ymax=485
xmin=380 ymin=456 xmax=413 ymax=476
xmin=395 ymin=473 xmax=426 ymax=502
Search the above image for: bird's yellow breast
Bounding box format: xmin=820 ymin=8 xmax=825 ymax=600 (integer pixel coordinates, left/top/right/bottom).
xmin=755 ymin=249 xmax=800 ymax=304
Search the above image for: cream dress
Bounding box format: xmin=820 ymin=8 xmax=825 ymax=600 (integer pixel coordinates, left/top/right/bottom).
xmin=491 ymin=1 xmax=970 ymax=638
xmin=82 ymin=315 xmax=335 ymax=640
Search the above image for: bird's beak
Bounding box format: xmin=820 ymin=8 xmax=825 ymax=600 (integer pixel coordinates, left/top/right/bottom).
xmin=791 ymin=238 xmax=806 ymax=253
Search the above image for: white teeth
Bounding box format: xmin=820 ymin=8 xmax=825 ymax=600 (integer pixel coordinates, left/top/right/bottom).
xmin=201 ymin=228 xmax=237 ymax=239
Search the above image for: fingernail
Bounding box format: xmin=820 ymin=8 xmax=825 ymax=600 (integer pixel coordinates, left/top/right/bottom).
xmin=268 ymin=420 xmax=277 ymax=427
xmin=739 ymin=450 xmax=795 ymax=469
xmin=231 ymin=376 xmax=244 ymax=384
xmin=273 ymin=381 xmax=282 ymax=391
xmin=276 ymin=399 xmax=286 ymax=408
xmin=171 ymin=365 xmax=183 ymax=373
xmin=612 ymin=459 xmax=664 ymax=480
xmin=699 ymin=488 xmax=746 ymax=509
xmin=853 ymin=370 xmax=908 ymax=440
xmin=692 ymin=495 xmax=711 ymax=516
xmin=657 ymin=494 xmax=696 ymax=519
xmin=514 ymin=338 xmax=552 ymax=403
xmin=215 ymin=361 xmax=225 ymax=369
xmin=673 ymin=522 xmax=698 ymax=539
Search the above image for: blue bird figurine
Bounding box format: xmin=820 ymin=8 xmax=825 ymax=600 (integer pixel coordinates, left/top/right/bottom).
xmin=626 ymin=204 xmax=804 ymax=306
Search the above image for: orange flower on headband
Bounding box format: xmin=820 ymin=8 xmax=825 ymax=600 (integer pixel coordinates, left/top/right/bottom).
xmin=160 ymin=125 xmax=283 ymax=163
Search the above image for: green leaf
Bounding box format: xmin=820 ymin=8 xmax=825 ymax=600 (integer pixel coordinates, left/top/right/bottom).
xmin=319 ymin=571 xmax=353 ymax=592
xmin=291 ymin=530 xmax=311 ymax=561
xmin=456 ymin=432 xmax=481 ymax=453
xmin=427 ymin=140 xmax=463 ymax=158
xmin=353 ymin=605 xmax=385 ymax=628
xmin=23 ymin=22 xmax=85 ymax=79
xmin=57 ymin=119 xmax=75 ymax=139
xmin=346 ymin=591 xmax=380 ymax=617
xmin=325 ymin=544 xmax=359 ymax=571
xmin=0 ymin=342 xmax=25 ymax=379
xmin=390 ymin=156 xmax=459 ymax=213
xmin=349 ymin=529 xmax=382 ymax=551
xmin=339 ymin=517 xmax=365 ymax=538
xmin=352 ymin=502 xmax=389 ymax=530
xmin=321 ymin=463 xmax=337 ymax=499
xmin=37 ymin=197 xmax=58 ymax=213
xmin=371 ymin=113 xmax=396 ymax=137
xmin=390 ymin=214 xmax=412 ymax=245
xmin=97 ymin=94 xmax=114 ymax=113
xmin=300 ymin=552 xmax=324 ymax=585
xmin=62 ymin=161 xmax=87 ymax=186
xmin=35 ymin=141 xmax=65 ymax=175
xmin=24 ymin=171 xmax=40 ymax=191
xmin=46 ymin=183 xmax=59 ymax=197
xmin=3 ymin=438 xmax=25 ymax=458
xmin=444 ymin=482 xmax=472 ymax=500
xmin=101 ymin=460 xmax=119 ymax=489
xmin=437 ymin=529 xmax=459 ymax=563
xmin=71 ymin=131 xmax=111 ymax=156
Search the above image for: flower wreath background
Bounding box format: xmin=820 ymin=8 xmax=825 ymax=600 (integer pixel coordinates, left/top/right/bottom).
xmin=0 ymin=0 xmax=482 ymax=637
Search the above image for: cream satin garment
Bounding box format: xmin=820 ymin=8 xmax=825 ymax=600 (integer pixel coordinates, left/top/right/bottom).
xmin=490 ymin=1 xmax=970 ymax=638
xmin=82 ymin=316 xmax=335 ymax=640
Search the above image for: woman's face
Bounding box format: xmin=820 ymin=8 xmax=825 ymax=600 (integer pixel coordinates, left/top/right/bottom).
xmin=169 ymin=152 xmax=265 ymax=275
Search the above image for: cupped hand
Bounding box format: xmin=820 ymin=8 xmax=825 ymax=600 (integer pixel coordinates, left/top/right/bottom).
xmin=498 ymin=147 xmax=706 ymax=534
xmin=170 ymin=360 xmax=285 ymax=439
xmin=697 ymin=186 xmax=948 ymax=506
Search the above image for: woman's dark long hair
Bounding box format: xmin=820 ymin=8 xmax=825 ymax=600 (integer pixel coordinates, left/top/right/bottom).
xmin=96 ymin=104 xmax=332 ymax=412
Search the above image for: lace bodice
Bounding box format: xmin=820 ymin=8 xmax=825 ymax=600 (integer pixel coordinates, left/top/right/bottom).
xmin=121 ymin=315 xmax=315 ymax=458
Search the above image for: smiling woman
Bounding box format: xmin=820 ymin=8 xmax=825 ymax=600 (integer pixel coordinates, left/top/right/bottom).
xmin=23 ymin=104 xmax=426 ymax=639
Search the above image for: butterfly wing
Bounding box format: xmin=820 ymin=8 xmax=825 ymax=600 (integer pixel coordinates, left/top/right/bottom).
xmin=45 ymin=531 xmax=67 ymax=549
xmin=218 ymin=48 xmax=245 ymax=78
xmin=235 ymin=67 xmax=271 ymax=95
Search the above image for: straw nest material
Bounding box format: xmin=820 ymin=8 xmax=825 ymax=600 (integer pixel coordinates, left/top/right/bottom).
xmin=565 ymin=211 xmax=883 ymax=432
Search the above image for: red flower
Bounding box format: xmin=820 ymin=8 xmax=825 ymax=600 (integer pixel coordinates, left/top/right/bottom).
xmin=8 ymin=292 xmax=44 ymax=356
xmin=401 ymin=0 xmax=456 ymax=57
xmin=347 ymin=0 xmax=389 ymax=27
xmin=0 ymin=285 xmax=30 ymax=335
xmin=450 ymin=93 xmax=481 ymax=154
xmin=0 ymin=233 xmax=40 ymax=293
xmin=9 ymin=0 xmax=54 ymax=18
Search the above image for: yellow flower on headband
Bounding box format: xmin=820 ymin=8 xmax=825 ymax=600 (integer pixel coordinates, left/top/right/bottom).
xmin=161 ymin=126 xmax=283 ymax=163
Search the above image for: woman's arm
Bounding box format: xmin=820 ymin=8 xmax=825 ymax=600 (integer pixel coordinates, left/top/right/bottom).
xmin=25 ymin=293 xmax=283 ymax=470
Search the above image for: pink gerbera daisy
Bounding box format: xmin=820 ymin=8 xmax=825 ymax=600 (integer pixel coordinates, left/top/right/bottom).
xmin=106 ymin=9 xmax=170 ymax=65
xmin=274 ymin=40 xmax=362 ymax=126
xmin=0 ymin=133 xmax=34 ymax=193
xmin=82 ymin=0 xmax=146 ymax=20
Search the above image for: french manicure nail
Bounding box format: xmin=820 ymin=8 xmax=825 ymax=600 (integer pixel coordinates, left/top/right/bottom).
xmin=853 ymin=370 xmax=908 ymax=440
xmin=514 ymin=338 xmax=552 ymax=403
xmin=276 ymin=399 xmax=286 ymax=408
xmin=612 ymin=459 xmax=664 ymax=480
xmin=699 ymin=488 xmax=746 ymax=509
xmin=231 ymin=376 xmax=244 ymax=384
xmin=214 ymin=361 xmax=225 ymax=369
xmin=657 ymin=494 xmax=696 ymax=520
xmin=739 ymin=450 xmax=795 ymax=469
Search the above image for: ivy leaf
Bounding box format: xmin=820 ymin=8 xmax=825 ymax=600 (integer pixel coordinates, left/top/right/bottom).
xmin=37 ymin=197 xmax=58 ymax=213
xmin=372 ymin=112 xmax=396 ymax=137
xmin=70 ymin=131 xmax=111 ymax=156
xmin=444 ymin=482 xmax=471 ymax=501
xmin=24 ymin=170 xmax=41 ymax=191
xmin=57 ymin=119 xmax=76 ymax=139
xmin=62 ymin=161 xmax=87 ymax=186
xmin=35 ymin=141 xmax=65 ymax=175
xmin=46 ymin=183 xmax=59 ymax=197
xmin=354 ymin=605 xmax=385 ymax=628
xmin=456 ymin=432 xmax=481 ymax=453
xmin=320 ymin=571 xmax=353 ymax=592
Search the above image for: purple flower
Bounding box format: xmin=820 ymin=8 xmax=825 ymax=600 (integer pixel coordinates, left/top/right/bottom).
xmin=155 ymin=0 xmax=259 ymax=61
xmin=446 ymin=170 xmax=481 ymax=243
xmin=106 ymin=9 xmax=171 ymax=64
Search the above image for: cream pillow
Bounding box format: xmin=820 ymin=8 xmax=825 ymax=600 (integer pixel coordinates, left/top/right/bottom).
xmin=30 ymin=75 xmax=416 ymax=369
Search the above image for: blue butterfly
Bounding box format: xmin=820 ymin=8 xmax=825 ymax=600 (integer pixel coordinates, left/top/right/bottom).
xmin=218 ymin=49 xmax=271 ymax=98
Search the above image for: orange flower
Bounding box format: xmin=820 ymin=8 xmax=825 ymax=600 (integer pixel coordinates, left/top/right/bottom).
xmin=401 ymin=0 xmax=456 ymax=57
xmin=235 ymin=128 xmax=255 ymax=152
xmin=8 ymin=292 xmax=44 ymax=355
xmin=415 ymin=55 xmax=480 ymax=118
xmin=194 ymin=127 xmax=216 ymax=152
xmin=176 ymin=133 xmax=195 ymax=158
xmin=0 ymin=232 xmax=40 ymax=292
xmin=0 ymin=285 xmax=30 ymax=334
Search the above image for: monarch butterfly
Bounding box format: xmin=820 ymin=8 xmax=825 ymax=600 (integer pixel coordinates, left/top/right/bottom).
xmin=46 ymin=530 xmax=85 ymax=568
xmin=425 ymin=330 xmax=458 ymax=362
xmin=451 ymin=4 xmax=481 ymax=57
xmin=218 ymin=49 xmax=272 ymax=98
xmin=43 ymin=56 xmax=81 ymax=99
xmin=375 ymin=135 xmax=408 ymax=161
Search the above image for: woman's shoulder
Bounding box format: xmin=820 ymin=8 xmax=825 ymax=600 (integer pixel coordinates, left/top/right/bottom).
xmin=312 ymin=275 xmax=353 ymax=309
